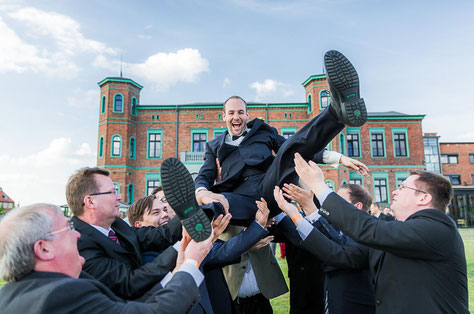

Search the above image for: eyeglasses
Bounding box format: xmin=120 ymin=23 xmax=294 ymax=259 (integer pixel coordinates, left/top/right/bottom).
xmin=398 ymin=184 xmax=427 ymax=194
xmin=46 ymin=221 xmax=75 ymax=236
xmin=90 ymin=188 xmax=119 ymax=197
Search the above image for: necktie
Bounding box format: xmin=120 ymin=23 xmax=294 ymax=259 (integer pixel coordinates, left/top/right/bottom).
xmin=232 ymin=131 xmax=247 ymax=141
xmin=108 ymin=229 xmax=121 ymax=246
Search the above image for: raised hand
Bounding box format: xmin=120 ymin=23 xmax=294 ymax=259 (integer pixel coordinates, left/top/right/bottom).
xmin=273 ymin=186 xmax=300 ymax=219
xmin=255 ymin=198 xmax=271 ymax=227
xmin=282 ymin=183 xmax=317 ymax=216
xmin=250 ymin=235 xmax=274 ymax=251
xmin=340 ymin=155 xmax=369 ymax=176
xmin=196 ymin=190 xmax=230 ymax=214
xmin=211 ymin=213 xmax=232 ymax=242
xmin=294 ymin=153 xmax=327 ymax=196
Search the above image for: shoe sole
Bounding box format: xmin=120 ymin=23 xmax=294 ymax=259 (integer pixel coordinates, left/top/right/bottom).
xmin=325 ymin=50 xmax=367 ymax=127
xmin=161 ymin=157 xmax=212 ymax=242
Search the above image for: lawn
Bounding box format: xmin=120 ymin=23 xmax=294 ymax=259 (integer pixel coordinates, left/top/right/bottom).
xmin=1 ymin=229 xmax=473 ymax=312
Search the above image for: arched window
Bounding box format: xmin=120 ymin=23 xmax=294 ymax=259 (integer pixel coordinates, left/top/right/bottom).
xmin=114 ymin=94 xmax=123 ymax=112
xmin=308 ymin=94 xmax=312 ymax=113
xmin=129 ymin=137 xmax=136 ymax=159
xmin=127 ymin=184 xmax=134 ymax=204
xmin=111 ymin=135 xmax=121 ymax=157
xmin=99 ymin=137 xmax=104 ymax=158
xmin=320 ymin=90 xmax=330 ymax=109
xmin=131 ymin=97 xmax=137 ymax=116
xmin=101 ymin=96 xmax=106 ymax=114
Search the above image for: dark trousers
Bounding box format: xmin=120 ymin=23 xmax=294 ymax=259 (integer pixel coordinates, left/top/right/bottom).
xmin=233 ymin=294 xmax=273 ymax=314
xmin=203 ymin=108 xmax=344 ymax=225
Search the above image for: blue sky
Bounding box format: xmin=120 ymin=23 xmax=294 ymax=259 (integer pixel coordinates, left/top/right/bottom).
xmin=1 ymin=0 xmax=473 ymax=206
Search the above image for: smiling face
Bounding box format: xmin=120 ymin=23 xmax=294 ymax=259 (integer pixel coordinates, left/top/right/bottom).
xmin=92 ymin=174 xmax=122 ymax=227
xmin=47 ymin=212 xmax=85 ymax=278
xmin=138 ymin=197 xmax=171 ymax=227
xmin=223 ymin=97 xmax=249 ymax=136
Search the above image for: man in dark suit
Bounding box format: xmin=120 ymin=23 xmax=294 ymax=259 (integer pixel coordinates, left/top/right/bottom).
xmin=195 ymin=51 xmax=368 ymax=223
xmin=274 ymin=153 xmax=469 ymax=313
xmin=0 ymin=203 xmax=212 ymax=314
xmin=66 ymin=167 xmax=183 ymax=300
xmin=129 ymin=191 xmax=272 ymax=314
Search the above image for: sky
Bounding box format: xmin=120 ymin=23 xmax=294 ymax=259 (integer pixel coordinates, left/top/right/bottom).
xmin=1 ymin=0 xmax=473 ymax=206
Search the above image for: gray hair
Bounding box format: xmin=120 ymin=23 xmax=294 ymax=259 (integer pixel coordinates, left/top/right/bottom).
xmin=0 ymin=204 xmax=61 ymax=283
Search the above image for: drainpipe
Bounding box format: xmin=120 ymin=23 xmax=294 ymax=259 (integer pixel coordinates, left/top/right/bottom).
xmin=265 ymin=103 xmax=269 ymax=122
xmin=175 ymin=105 xmax=179 ymax=158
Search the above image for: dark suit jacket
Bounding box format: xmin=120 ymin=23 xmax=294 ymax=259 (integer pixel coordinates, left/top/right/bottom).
xmin=72 ymin=216 xmax=182 ymax=300
xmin=302 ymin=193 xmax=469 ymax=313
xmin=0 ymin=271 xmax=199 ymax=314
xmin=195 ymin=118 xmax=286 ymax=194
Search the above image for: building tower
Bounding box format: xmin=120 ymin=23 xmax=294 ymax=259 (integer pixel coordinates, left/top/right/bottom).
xmin=97 ymin=77 xmax=143 ymax=205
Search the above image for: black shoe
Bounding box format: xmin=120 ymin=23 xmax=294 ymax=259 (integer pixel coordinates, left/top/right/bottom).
xmin=161 ymin=157 xmax=212 ymax=242
xmin=324 ymin=50 xmax=367 ymax=127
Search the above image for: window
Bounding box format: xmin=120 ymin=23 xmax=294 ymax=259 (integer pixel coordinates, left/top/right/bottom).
xmin=148 ymin=132 xmax=162 ymax=158
xmin=127 ymin=184 xmax=134 ymax=204
xmin=371 ymin=132 xmax=385 ymax=157
xmin=218 ymin=113 xmax=222 ymax=120
xmin=350 ymin=178 xmax=362 ymax=185
xmin=441 ymin=154 xmax=458 ymax=164
xmin=193 ymin=133 xmax=207 ymax=152
xmin=101 ymin=96 xmax=106 ymax=114
xmin=396 ymin=177 xmax=407 ymax=188
xmin=393 ymin=132 xmax=408 ymax=157
xmin=131 ymin=97 xmax=137 ymax=116
xmin=472 ymin=174 xmax=474 ymax=184
xmin=201 ymin=114 xmax=204 ymax=120
xmin=129 ymin=137 xmax=136 ymax=159
xmin=339 ymin=133 xmax=345 ymax=155
xmin=147 ymin=180 xmax=160 ymax=195
xmin=113 ymin=183 xmax=121 ymax=196
xmin=320 ymin=90 xmax=330 ymax=109
xmin=445 ymin=175 xmax=461 ymax=185
xmin=308 ymin=94 xmax=312 ymax=112
xmin=423 ymin=136 xmax=441 ymax=173
xmin=350 ymin=172 xmax=363 ymax=186
xmin=470 ymin=154 xmax=474 ymax=164
xmin=114 ymin=94 xmax=123 ymax=112
xmin=374 ymin=178 xmax=388 ymax=203
xmin=111 ymin=135 xmax=121 ymax=157
xmin=213 ymin=128 xmax=226 ymax=139
xmin=281 ymin=127 xmax=297 ymax=139
xmin=325 ymin=180 xmax=334 ymax=191
xmin=98 ymin=137 xmax=104 ymax=158
xmin=347 ymin=132 xmax=360 ymax=157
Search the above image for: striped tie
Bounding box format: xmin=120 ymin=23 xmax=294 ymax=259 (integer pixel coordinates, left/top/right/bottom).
xmin=108 ymin=229 xmax=121 ymax=246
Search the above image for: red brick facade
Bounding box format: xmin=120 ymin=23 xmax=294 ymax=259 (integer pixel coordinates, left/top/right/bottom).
xmin=97 ymin=75 xmax=425 ymax=206
xmin=440 ymin=142 xmax=474 ymax=186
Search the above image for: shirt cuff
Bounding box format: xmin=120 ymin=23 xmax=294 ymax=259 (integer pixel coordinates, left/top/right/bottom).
xmin=160 ymin=271 xmax=173 ymax=287
xmin=322 ymin=150 xmax=342 ymax=168
xmin=195 ymin=187 xmax=208 ymax=195
xmin=177 ymin=260 xmax=204 ymax=287
xmin=254 ymin=220 xmax=266 ymax=230
xmin=296 ymin=218 xmax=314 ymax=241
xmin=173 ymin=240 xmax=181 ymax=252
xmin=317 ymin=187 xmax=333 ymax=206
xmin=305 ymin=210 xmax=321 ymax=223
xmin=273 ymin=212 xmax=286 ymax=224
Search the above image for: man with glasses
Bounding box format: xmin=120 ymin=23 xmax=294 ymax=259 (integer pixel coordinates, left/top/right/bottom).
xmin=0 ymin=203 xmax=213 ymax=313
xmin=66 ymin=167 xmax=183 ymax=300
xmin=273 ymin=153 xmax=469 ymax=313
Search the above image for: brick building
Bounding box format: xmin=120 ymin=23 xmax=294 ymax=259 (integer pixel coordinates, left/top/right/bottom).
xmin=0 ymin=187 xmax=15 ymax=212
xmin=96 ymin=74 xmax=426 ymax=209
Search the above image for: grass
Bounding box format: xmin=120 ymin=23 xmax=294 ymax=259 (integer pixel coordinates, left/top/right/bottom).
xmin=271 ymin=229 xmax=474 ymax=313
xmin=1 ymin=229 xmax=473 ymax=312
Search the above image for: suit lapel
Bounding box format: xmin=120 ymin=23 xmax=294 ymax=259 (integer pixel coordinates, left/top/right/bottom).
xmin=240 ymin=118 xmax=263 ymax=144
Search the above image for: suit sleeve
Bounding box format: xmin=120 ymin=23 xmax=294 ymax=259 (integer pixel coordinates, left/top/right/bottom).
xmin=80 ymin=243 xmax=177 ymax=300
xmin=195 ymin=141 xmax=218 ymax=190
xmin=203 ymin=220 xmax=268 ymax=271
xmin=320 ymin=192 xmax=458 ymax=260
xmin=134 ymin=216 xmax=182 ymax=252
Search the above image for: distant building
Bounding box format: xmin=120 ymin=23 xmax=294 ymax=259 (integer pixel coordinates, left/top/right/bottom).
xmin=0 ymin=187 xmax=15 ymax=212
xmin=96 ymin=74 xmax=425 ymax=210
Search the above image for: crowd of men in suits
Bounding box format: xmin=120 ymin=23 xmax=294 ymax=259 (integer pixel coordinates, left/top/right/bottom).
xmin=0 ymin=51 xmax=469 ymax=313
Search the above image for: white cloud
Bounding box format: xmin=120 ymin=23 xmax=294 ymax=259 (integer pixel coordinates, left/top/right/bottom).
xmin=0 ymin=7 xmax=116 ymax=78
xmin=222 ymin=77 xmax=231 ymax=88
xmin=67 ymin=88 xmax=100 ymax=108
xmin=95 ymin=48 xmax=210 ymax=90
xmin=0 ymin=138 xmax=96 ymax=206
xmin=144 ymin=24 xmax=153 ymax=30
xmin=250 ymin=79 xmax=294 ymax=102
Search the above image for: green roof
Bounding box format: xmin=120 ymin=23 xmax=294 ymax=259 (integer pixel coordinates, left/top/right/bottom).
xmin=302 ymin=74 xmax=327 ymax=86
xmin=98 ymin=77 xmax=143 ymax=89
